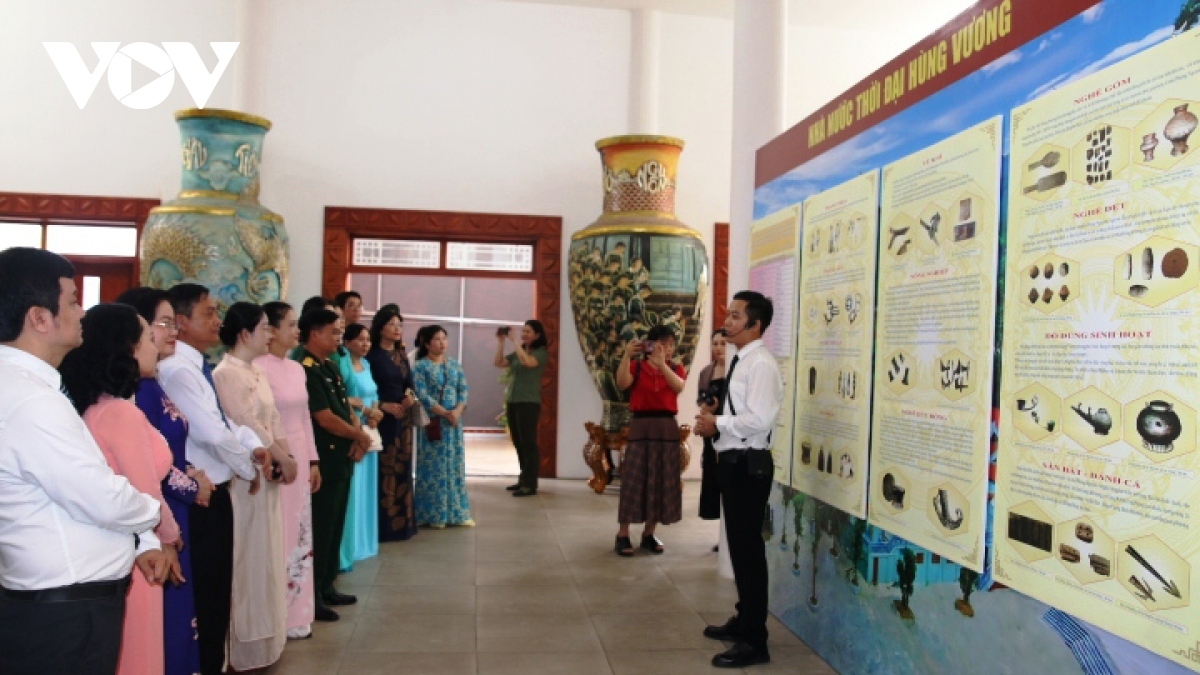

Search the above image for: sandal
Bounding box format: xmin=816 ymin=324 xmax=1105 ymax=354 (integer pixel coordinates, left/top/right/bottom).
xmin=641 ymin=534 xmax=665 ymax=554
xmin=614 ymin=535 xmax=635 ymax=557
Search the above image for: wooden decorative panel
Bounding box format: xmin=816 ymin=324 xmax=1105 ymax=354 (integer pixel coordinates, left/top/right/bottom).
xmin=324 ymin=206 xmax=563 ymax=477
xmin=713 ymin=222 xmax=729 ymax=332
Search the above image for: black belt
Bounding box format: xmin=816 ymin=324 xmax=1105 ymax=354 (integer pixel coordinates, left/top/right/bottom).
xmin=631 ymin=411 xmax=676 ymax=419
xmin=1 ymin=575 xmax=131 ymax=603
xmin=718 ymin=449 xmax=769 ymax=464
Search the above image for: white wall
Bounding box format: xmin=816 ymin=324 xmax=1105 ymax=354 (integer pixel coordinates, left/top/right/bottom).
xmin=0 ymin=0 xmax=732 ymax=479
xmin=0 ymin=0 xmax=241 ymax=199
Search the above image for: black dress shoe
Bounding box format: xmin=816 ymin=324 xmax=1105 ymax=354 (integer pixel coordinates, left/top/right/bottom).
xmin=712 ymin=642 xmax=770 ymax=668
xmin=506 ymin=484 xmax=521 ymax=491
xmin=703 ymin=616 xmax=741 ymax=641
xmin=314 ymin=605 xmax=340 ymax=622
xmin=323 ymin=590 xmax=358 ymax=606
xmin=512 ymin=487 xmax=537 ymax=497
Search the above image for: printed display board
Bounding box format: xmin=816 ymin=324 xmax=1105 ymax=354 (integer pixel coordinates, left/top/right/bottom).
xmin=748 ymin=206 xmax=802 ymax=481
xmin=868 ymin=117 xmax=1003 ymax=572
xmin=792 ymin=170 xmax=880 ymax=517
xmin=995 ymin=32 xmax=1200 ymax=669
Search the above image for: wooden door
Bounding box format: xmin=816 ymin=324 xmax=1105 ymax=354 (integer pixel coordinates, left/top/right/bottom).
xmin=71 ymin=258 xmax=139 ymax=306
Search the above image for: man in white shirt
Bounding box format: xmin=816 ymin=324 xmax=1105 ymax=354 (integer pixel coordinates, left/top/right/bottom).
xmin=0 ymin=247 xmax=168 ymax=675
xmin=159 ymin=283 xmax=268 ymax=675
xmin=694 ymin=290 xmax=784 ymax=669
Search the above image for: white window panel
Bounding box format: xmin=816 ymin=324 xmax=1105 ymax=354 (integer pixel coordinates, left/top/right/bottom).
xmin=353 ymin=238 xmax=440 ymax=268
xmin=81 ymin=275 xmax=101 ymax=310
xmin=46 ymin=224 xmax=138 ymax=257
xmin=446 ymin=242 xmax=533 ymax=272
xmin=0 ymin=222 xmax=43 ymax=251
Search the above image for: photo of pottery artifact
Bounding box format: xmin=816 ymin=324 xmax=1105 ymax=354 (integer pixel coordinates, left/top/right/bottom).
xmin=1044 ymin=262 xmax=1054 ymax=279
xmin=1136 ymin=400 xmax=1182 ymax=453
xmin=1028 ymin=151 xmax=1061 ymax=171
xmin=1142 ymin=248 xmax=1154 ymax=280
xmin=881 ymin=473 xmax=906 ymax=508
xmin=933 ymin=489 xmax=964 ymax=530
xmin=1130 ymin=284 xmax=1148 ymax=298
xmin=959 ymin=198 xmax=972 ymax=221
xmin=1023 ymin=171 xmax=1067 ymax=194
xmin=1059 ymin=285 xmax=1070 ymax=301
xmin=1141 ymin=133 xmax=1159 ymax=161
xmin=1164 ymin=103 xmax=1197 ymax=156
xmin=1089 ymin=554 xmax=1110 ymax=576
xmin=839 ymin=454 xmax=853 ymax=479
xmin=1162 ymin=247 xmax=1189 ymax=278
xmin=1075 ymin=522 xmax=1094 ymax=543
xmin=1042 ymin=288 xmax=1054 ymax=303
xmin=1071 ymin=403 xmax=1112 ymax=435
xmin=1028 ymin=288 xmax=1039 ymax=303
xmin=1008 ymin=513 xmax=1053 ymax=552
xmin=953 ymin=221 xmax=976 ymax=242
xmin=1059 ymin=262 xmax=1069 ymax=276
xmin=1060 ymin=544 xmax=1081 ymax=563
xmin=1016 ymin=394 xmax=1056 ymax=432
xmin=920 ymin=212 xmax=941 ymax=245
xmin=801 ymin=442 xmax=812 ymax=465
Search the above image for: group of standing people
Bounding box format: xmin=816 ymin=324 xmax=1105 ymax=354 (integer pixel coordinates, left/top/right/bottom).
xmin=0 ymin=245 xmax=513 ymax=675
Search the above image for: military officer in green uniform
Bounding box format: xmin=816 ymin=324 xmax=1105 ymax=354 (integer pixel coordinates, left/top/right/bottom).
xmin=298 ymin=308 xmax=372 ymax=622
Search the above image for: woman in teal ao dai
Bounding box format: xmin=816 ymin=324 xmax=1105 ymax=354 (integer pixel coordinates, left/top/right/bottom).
xmin=412 ymin=325 xmax=473 ymax=527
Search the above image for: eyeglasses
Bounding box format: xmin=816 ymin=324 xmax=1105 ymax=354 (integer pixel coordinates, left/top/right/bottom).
xmin=152 ymin=319 xmax=179 ymax=333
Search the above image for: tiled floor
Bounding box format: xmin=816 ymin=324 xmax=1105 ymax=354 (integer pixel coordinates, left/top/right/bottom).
xmin=267 ymin=477 xmax=836 ymax=674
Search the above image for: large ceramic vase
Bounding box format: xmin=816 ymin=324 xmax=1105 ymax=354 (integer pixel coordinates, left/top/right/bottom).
xmin=569 ymin=135 xmax=708 ymax=432
xmin=141 ymin=108 xmax=289 ymax=309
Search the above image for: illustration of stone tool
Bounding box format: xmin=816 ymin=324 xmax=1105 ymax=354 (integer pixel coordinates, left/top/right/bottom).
xmin=887 ymin=226 xmax=909 ymax=250
xmin=1028 ymin=151 xmax=1061 ymax=171
xmin=933 ymin=489 xmax=964 ymax=530
xmin=920 ymin=213 xmax=941 ymax=245
xmin=887 ymin=354 xmax=909 ymax=385
xmin=1022 ymin=171 xmax=1067 ymax=194
xmin=1126 ymin=545 xmax=1182 ymax=599
xmin=1130 ymin=576 xmax=1156 ymax=602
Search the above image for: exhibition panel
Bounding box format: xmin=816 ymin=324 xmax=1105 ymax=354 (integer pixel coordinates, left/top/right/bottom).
xmin=868 ymin=117 xmax=1003 ymax=571
xmin=748 ymin=206 xmax=802 ymax=482
xmin=793 ymin=171 xmax=880 ymax=518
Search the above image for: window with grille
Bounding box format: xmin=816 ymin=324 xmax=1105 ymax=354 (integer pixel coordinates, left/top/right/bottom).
xmin=352 ymin=238 xmax=440 ymax=268
xmin=445 ymin=242 xmax=534 ymax=273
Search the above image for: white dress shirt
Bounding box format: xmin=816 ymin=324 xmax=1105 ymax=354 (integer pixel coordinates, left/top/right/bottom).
xmin=714 ymin=339 xmax=784 ymax=452
xmin=159 ymin=341 xmax=261 ymax=484
xmin=0 ymin=345 xmax=161 ymax=591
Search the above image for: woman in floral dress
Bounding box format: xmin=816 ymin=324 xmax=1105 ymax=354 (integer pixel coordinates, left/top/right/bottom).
xmin=412 ymin=325 xmax=472 ymax=528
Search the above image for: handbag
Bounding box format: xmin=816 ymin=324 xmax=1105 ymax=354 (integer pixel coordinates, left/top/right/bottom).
xmin=423 ymin=368 xmax=448 ymax=442
xmin=408 ymin=388 xmax=431 ymax=428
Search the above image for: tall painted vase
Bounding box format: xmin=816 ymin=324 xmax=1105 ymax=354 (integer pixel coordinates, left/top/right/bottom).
xmin=141 ymin=108 xmax=289 ymax=309
xmin=569 ymin=135 xmax=708 ymax=431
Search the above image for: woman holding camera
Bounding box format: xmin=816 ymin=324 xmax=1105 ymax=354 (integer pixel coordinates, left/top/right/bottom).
xmin=613 ymin=324 xmax=686 ymax=556
xmin=493 ymin=320 xmax=548 ymax=497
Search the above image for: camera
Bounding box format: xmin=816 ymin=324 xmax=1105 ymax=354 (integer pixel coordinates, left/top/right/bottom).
xmin=641 ymin=340 xmax=656 ymax=354
xmin=697 ymin=382 xmax=723 ymax=408
xmin=496 ymin=326 xmax=510 ymax=337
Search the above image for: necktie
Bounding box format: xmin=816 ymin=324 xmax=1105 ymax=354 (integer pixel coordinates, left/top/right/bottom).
xmin=717 ymin=354 xmax=740 ymax=415
xmin=201 ymin=360 xmax=230 ymax=428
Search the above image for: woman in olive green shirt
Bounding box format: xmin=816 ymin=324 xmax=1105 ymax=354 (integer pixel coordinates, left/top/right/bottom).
xmin=493 ymin=320 xmax=548 ymax=496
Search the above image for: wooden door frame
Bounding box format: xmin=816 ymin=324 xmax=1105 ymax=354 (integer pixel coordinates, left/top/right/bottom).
xmin=713 ymin=222 xmax=729 ymax=332
xmin=0 ymin=191 xmax=159 ymax=280
xmin=323 ymin=206 xmax=562 ymax=477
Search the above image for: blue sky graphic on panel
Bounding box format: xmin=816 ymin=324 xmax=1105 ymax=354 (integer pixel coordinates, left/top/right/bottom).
xmin=754 ymin=0 xmax=1185 ymax=218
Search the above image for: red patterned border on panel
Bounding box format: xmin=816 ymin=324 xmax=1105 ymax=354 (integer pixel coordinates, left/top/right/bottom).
xmin=713 ymin=222 xmax=729 ymax=332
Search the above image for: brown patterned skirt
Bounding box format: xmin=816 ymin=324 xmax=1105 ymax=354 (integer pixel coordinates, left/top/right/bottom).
xmin=378 ymin=413 xmax=417 ymax=540
xmin=617 ymin=415 xmax=683 ymax=526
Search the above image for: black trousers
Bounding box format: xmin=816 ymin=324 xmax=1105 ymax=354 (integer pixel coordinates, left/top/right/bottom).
xmin=190 ymin=485 xmax=233 ymax=675
xmin=312 ymin=470 xmax=352 ymax=601
xmin=0 ymin=585 xmax=126 ymax=675
xmin=507 ymin=402 xmax=541 ymax=490
xmin=717 ymin=451 xmax=773 ymax=652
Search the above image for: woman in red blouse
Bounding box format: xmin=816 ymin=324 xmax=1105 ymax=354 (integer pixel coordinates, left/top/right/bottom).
xmin=613 ymin=324 xmax=686 ymax=556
